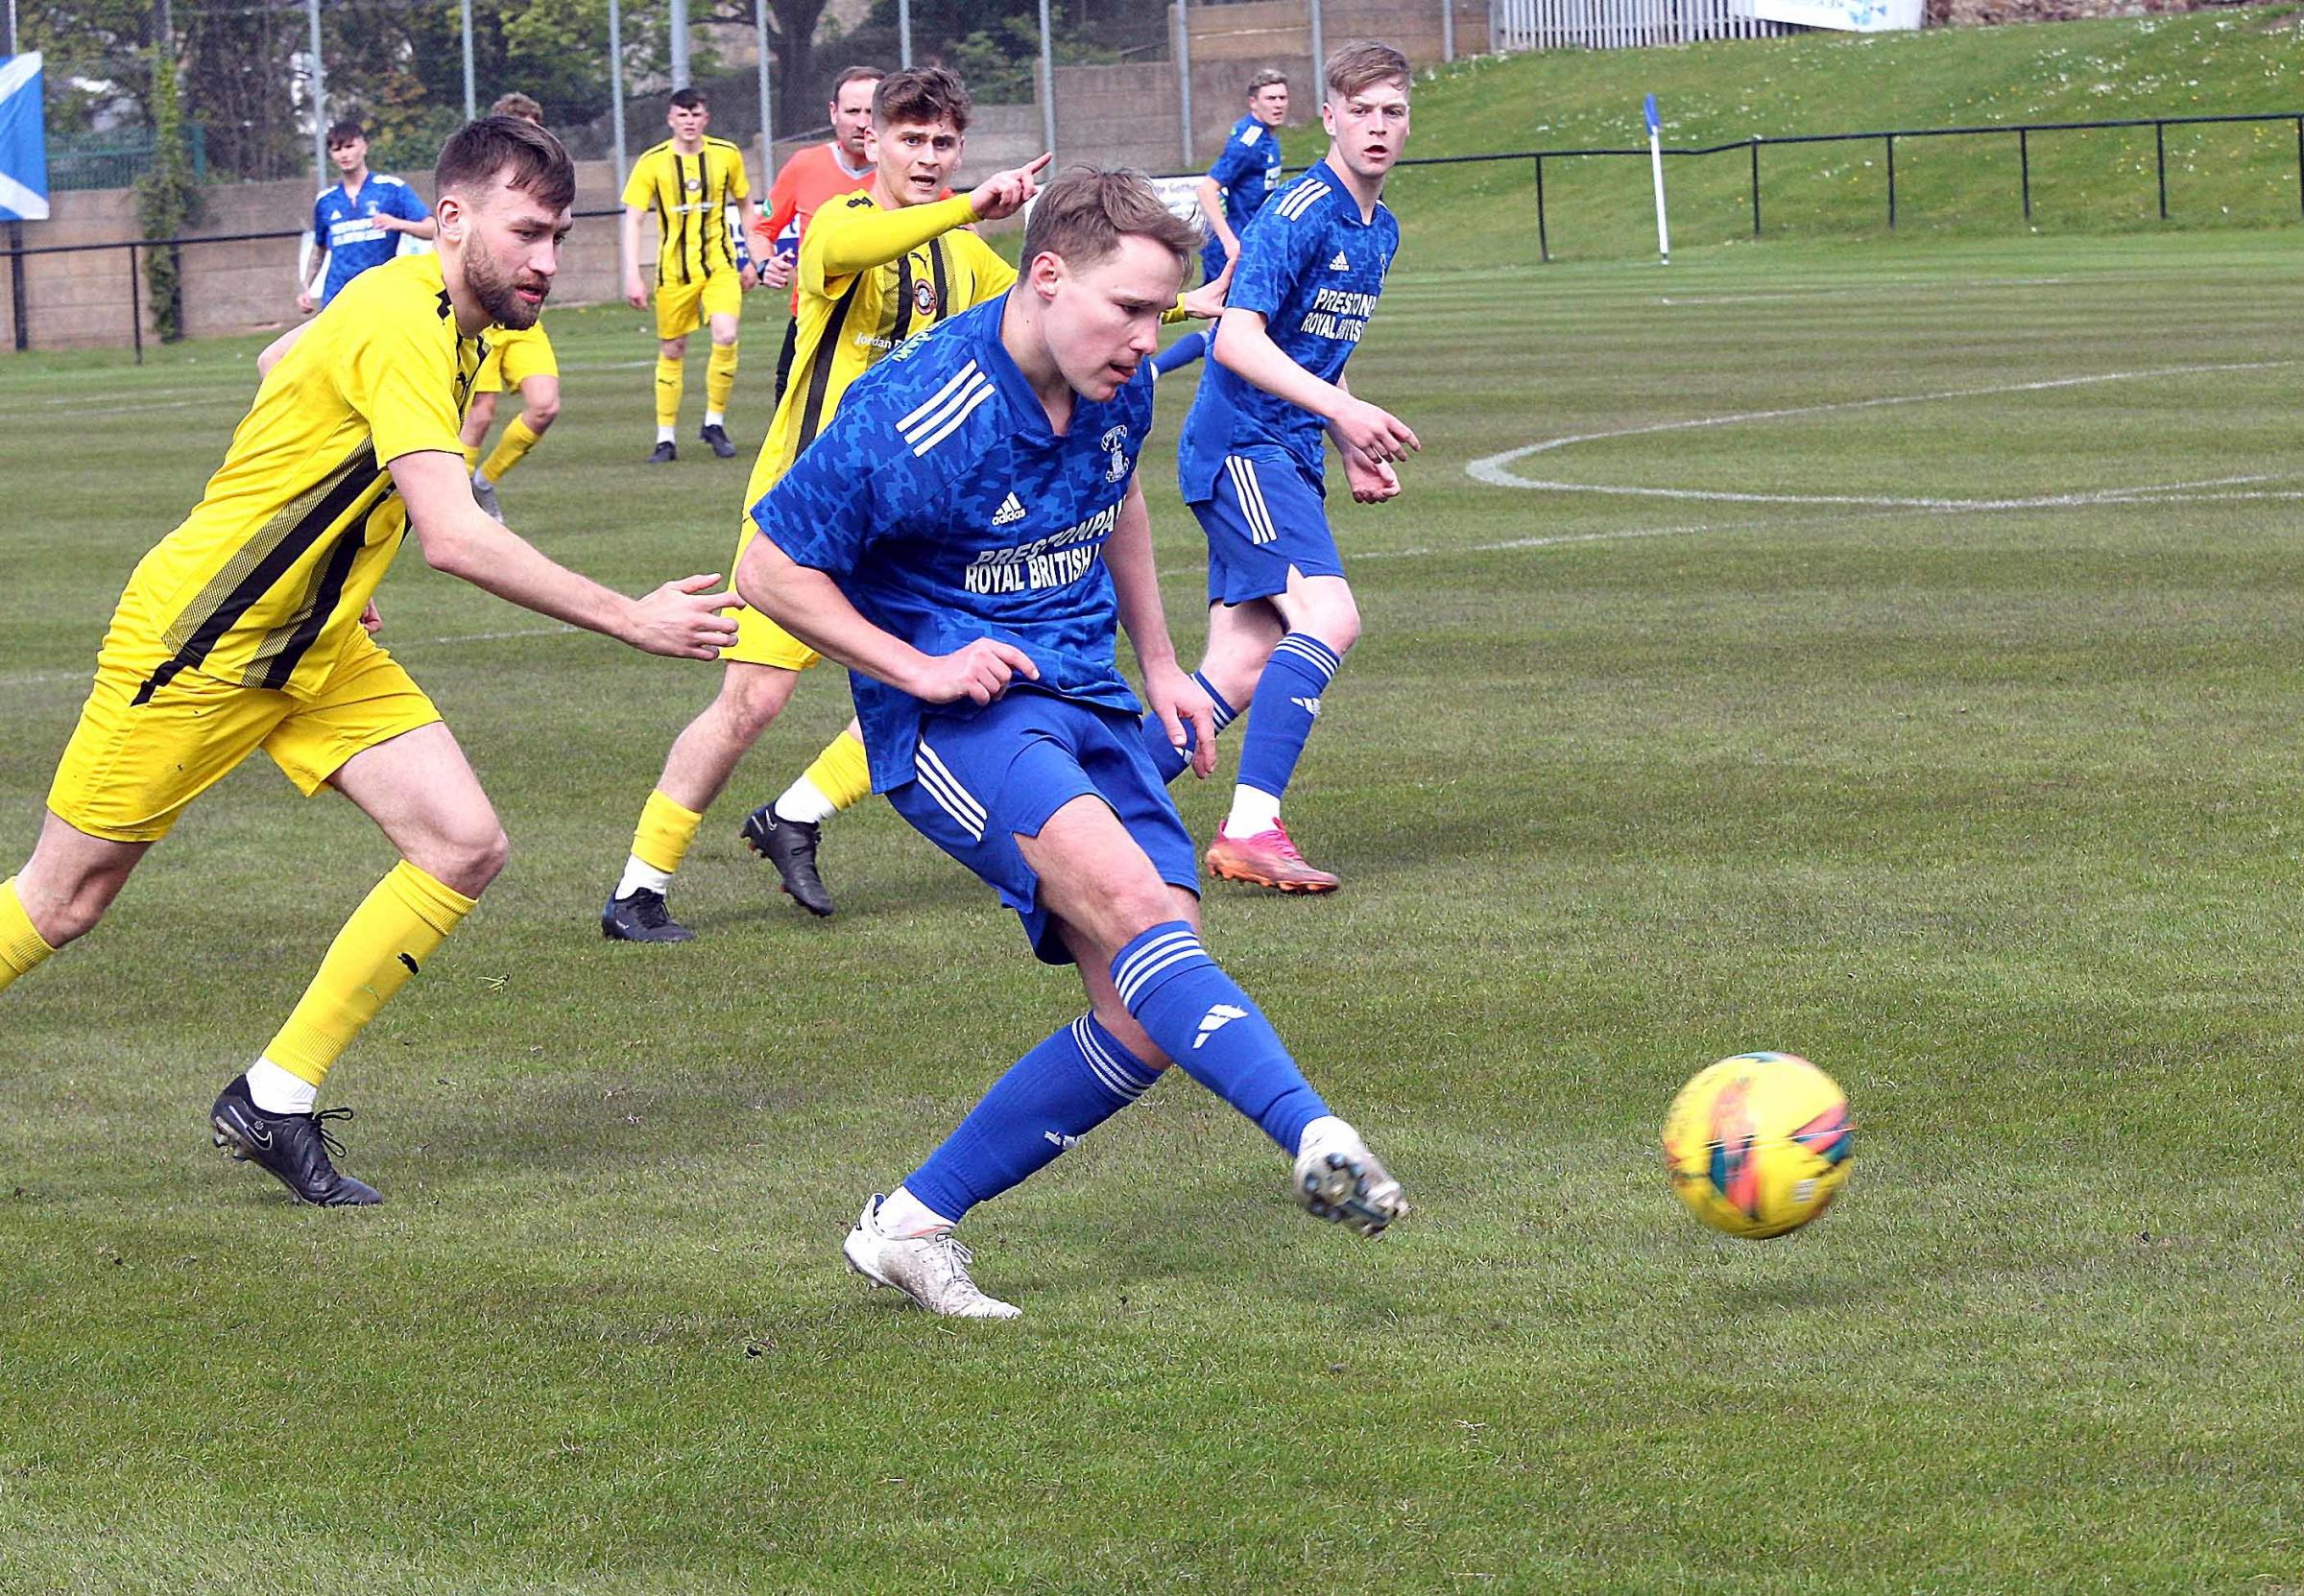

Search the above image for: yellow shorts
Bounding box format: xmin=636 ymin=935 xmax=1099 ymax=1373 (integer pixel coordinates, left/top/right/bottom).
xmin=720 ymin=523 xmax=821 ymax=671
xmin=475 ymin=322 xmax=559 ymax=393
xmin=654 ymin=271 xmax=743 ymax=342
xmin=46 ymin=631 xmax=443 ymax=843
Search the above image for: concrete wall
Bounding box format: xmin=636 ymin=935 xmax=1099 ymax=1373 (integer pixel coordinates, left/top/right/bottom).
xmin=8 ymin=155 xmax=682 ymax=352
xmin=4 ymin=2 xmax=1484 ymax=349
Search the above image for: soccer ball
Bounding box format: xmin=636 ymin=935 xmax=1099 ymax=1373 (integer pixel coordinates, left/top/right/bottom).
xmin=1661 ymin=1052 xmax=1854 ymax=1239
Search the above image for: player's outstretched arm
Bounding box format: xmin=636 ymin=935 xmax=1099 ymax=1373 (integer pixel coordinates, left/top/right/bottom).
xmin=390 ymin=450 xmax=736 ymax=659
xmin=1105 ymin=481 xmax=1216 ymax=777
xmin=1212 ymin=306 xmax=1420 ymax=465
xmin=1193 ymin=176 xmax=1237 ymax=259
xmin=736 ymin=532 xmax=1038 ymax=706
xmin=620 ymin=206 xmax=649 ymax=308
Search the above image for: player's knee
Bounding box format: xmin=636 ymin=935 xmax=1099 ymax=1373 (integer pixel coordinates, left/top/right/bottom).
xmin=660 ymin=337 xmax=687 ymax=361
xmin=719 ymin=668 xmax=793 ymax=740
xmin=423 ymin=823 xmax=509 ymax=895
xmin=1096 ymin=873 xmax=1183 ymax=948
xmin=524 ymin=393 xmax=561 ymax=431
xmin=1304 ymin=593 xmax=1360 ymax=655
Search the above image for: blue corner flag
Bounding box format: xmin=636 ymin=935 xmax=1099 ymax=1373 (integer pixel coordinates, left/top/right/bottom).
xmin=0 ymin=53 xmax=52 ymax=222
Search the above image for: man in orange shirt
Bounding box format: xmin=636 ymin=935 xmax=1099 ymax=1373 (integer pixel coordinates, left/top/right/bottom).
xmin=755 ymin=65 xmax=884 ymax=403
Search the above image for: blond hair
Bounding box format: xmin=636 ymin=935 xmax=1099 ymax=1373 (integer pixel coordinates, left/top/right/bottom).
xmin=1325 ymin=40 xmax=1409 ymax=102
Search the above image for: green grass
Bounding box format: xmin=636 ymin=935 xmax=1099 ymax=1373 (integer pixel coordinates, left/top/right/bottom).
xmin=12 ymin=16 xmax=2304 ymax=1579
xmin=6 ymin=226 xmax=2304 ymax=1592
xmin=1351 ymin=7 xmax=2304 ymax=260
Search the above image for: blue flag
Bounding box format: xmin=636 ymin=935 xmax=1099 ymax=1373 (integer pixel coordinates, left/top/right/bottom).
xmin=0 ymin=53 xmax=51 ymax=222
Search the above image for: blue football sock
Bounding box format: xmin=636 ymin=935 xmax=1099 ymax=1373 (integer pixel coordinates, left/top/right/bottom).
xmin=1140 ymin=671 xmax=1237 ymax=785
xmin=904 ymin=1013 xmax=1161 ymax=1224
xmin=1234 ymin=633 xmax=1341 ymax=810
xmin=1152 ymin=329 xmax=1209 ymax=376
xmin=1109 ymin=920 xmax=1328 ymax=1154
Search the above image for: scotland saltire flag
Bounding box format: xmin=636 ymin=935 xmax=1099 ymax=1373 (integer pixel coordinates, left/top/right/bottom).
xmin=0 ymin=53 xmax=51 ymax=222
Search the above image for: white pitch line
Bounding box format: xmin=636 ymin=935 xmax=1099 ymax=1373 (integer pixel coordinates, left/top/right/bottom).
xmin=1456 ymin=472 xmax=2281 ymax=513
xmin=1466 ymin=361 xmax=2300 ymax=498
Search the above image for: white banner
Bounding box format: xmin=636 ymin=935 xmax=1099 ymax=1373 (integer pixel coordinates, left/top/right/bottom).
xmin=1747 ymin=0 xmax=1922 ymax=32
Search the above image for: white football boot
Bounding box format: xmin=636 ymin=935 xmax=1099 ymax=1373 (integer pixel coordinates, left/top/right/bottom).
xmin=842 ymin=1194 xmax=1021 ymax=1320
xmin=469 ymin=468 xmax=504 ymax=522
xmin=1293 ymin=1118 xmax=1408 ymax=1238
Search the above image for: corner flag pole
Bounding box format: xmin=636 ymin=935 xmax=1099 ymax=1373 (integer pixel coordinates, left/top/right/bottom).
xmin=1645 ymin=93 xmax=1670 ymax=266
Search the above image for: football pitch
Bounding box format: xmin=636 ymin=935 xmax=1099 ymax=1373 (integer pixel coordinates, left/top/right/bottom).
xmin=3 ymin=230 xmax=2301 ymax=1591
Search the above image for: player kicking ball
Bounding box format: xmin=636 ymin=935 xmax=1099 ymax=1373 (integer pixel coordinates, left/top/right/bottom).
xmin=0 ymin=117 xmax=736 ymax=1205
xmin=1159 ymin=41 xmax=1421 ymax=893
xmin=736 ymin=167 xmax=1405 ymax=1319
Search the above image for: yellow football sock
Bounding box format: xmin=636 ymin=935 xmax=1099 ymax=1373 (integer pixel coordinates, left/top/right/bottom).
xmin=706 ymin=341 xmax=738 ymax=413
xmin=805 ymin=728 xmax=873 ymax=815
xmin=0 ymin=876 xmax=58 ymax=992
xmin=656 ymin=354 xmax=684 ymax=429
xmin=481 ymin=416 xmax=541 ymax=484
xmin=263 ymin=860 xmax=476 ymax=1087
xmin=632 ymin=788 xmax=704 ymax=876
xmin=462 ymin=443 xmax=482 ymax=472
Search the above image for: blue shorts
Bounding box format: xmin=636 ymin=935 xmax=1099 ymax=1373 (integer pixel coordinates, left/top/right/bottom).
xmin=1188 ymin=447 xmax=1342 ymax=607
xmin=886 ymin=689 xmax=1201 ymax=965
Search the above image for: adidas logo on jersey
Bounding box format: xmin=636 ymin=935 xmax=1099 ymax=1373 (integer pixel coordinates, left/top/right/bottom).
xmin=1194 ymin=1003 xmax=1248 ymax=1050
xmin=992 ymin=491 xmax=1027 ymax=527
xmin=1290 ymin=695 xmax=1322 ymax=718
xmin=1329 ymin=251 xmax=1350 ymax=271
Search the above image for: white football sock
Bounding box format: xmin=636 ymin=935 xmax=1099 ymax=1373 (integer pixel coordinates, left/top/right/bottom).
xmin=247 ymin=1058 xmax=319 ymax=1116
xmin=1296 ymin=1114 xmax=1354 ymax=1156
xmin=1224 ymin=784 xmax=1282 ymax=838
xmin=704 ymin=409 xmax=726 ymax=428
xmin=876 ymin=1185 xmax=956 ymax=1239
xmin=773 ymin=774 xmax=838 ymax=826
xmin=615 ymin=855 xmax=674 ymax=899
xmin=656 ymin=423 xmax=677 ymax=444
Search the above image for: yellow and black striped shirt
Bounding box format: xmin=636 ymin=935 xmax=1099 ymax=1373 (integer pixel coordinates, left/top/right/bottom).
xmin=621 ymin=136 xmax=753 ymax=286
xmin=108 ymin=252 xmax=484 ymax=702
xmin=751 ymin=190 xmax=1015 ymax=495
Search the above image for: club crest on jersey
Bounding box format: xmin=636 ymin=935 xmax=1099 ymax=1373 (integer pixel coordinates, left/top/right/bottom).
xmin=912 ymin=277 xmax=938 ymax=318
xmin=684 ymin=176 xmax=702 ymax=194
xmin=1100 ymin=424 xmax=1132 ymax=484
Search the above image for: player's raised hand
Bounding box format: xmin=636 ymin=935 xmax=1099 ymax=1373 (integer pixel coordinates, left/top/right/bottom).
xmin=1180 ymin=258 xmax=1234 ymax=322
xmin=911 ymin=638 xmax=1041 ymax=705
xmin=969 ymin=153 xmax=1053 ymax=224
xmin=1328 ymin=394 xmax=1420 ymax=465
xmin=628 ymin=574 xmax=740 ymax=659
xmin=1144 ymin=660 xmax=1218 ymax=779
xmin=1339 ymin=444 xmax=1402 ymax=504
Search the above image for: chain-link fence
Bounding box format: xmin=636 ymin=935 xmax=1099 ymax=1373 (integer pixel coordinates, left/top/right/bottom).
xmin=5 ymin=1 xmax=1474 ymax=351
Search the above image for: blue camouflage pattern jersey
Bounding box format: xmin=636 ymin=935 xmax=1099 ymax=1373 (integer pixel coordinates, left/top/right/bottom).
xmin=312 ymin=176 xmax=431 ymax=305
xmin=751 ymin=295 xmax=1157 ymax=794
xmin=1203 ymin=113 xmax=1286 ymax=264
xmin=1177 ymin=158 xmax=1398 ymax=500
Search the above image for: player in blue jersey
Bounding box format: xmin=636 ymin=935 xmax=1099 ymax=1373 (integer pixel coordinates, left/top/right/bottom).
xmin=298 ymin=121 xmax=437 ymax=314
xmin=735 ymin=168 xmax=1406 ymax=1319
xmin=1162 ymin=41 xmax=1421 ymax=893
xmin=1151 ymin=69 xmax=1289 ymax=381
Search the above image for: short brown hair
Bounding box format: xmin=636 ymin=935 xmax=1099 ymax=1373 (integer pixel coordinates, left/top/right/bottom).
xmin=874 ymin=66 xmax=970 ymax=134
xmin=1325 ymin=40 xmax=1409 ymax=102
xmin=831 ymin=65 xmax=886 ymax=101
xmin=490 ymin=92 xmax=544 ymax=125
xmin=1021 ymin=166 xmax=1197 ymax=281
xmin=436 ymin=114 xmax=577 ymax=214
xmin=1246 ymin=69 xmax=1288 ymax=96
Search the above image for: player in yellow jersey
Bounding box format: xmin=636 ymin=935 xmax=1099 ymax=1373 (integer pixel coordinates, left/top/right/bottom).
xmin=602 ymin=67 xmax=1229 ymax=940
xmin=0 ymin=116 xmax=737 ymax=1205
xmin=462 ymin=93 xmax=561 ymax=521
xmin=621 ymin=86 xmax=762 ymax=464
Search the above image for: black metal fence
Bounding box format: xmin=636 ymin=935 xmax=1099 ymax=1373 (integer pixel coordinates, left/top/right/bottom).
xmin=11 ymin=108 xmax=2304 ymax=360
xmin=1503 ymin=109 xmax=2304 ymax=262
